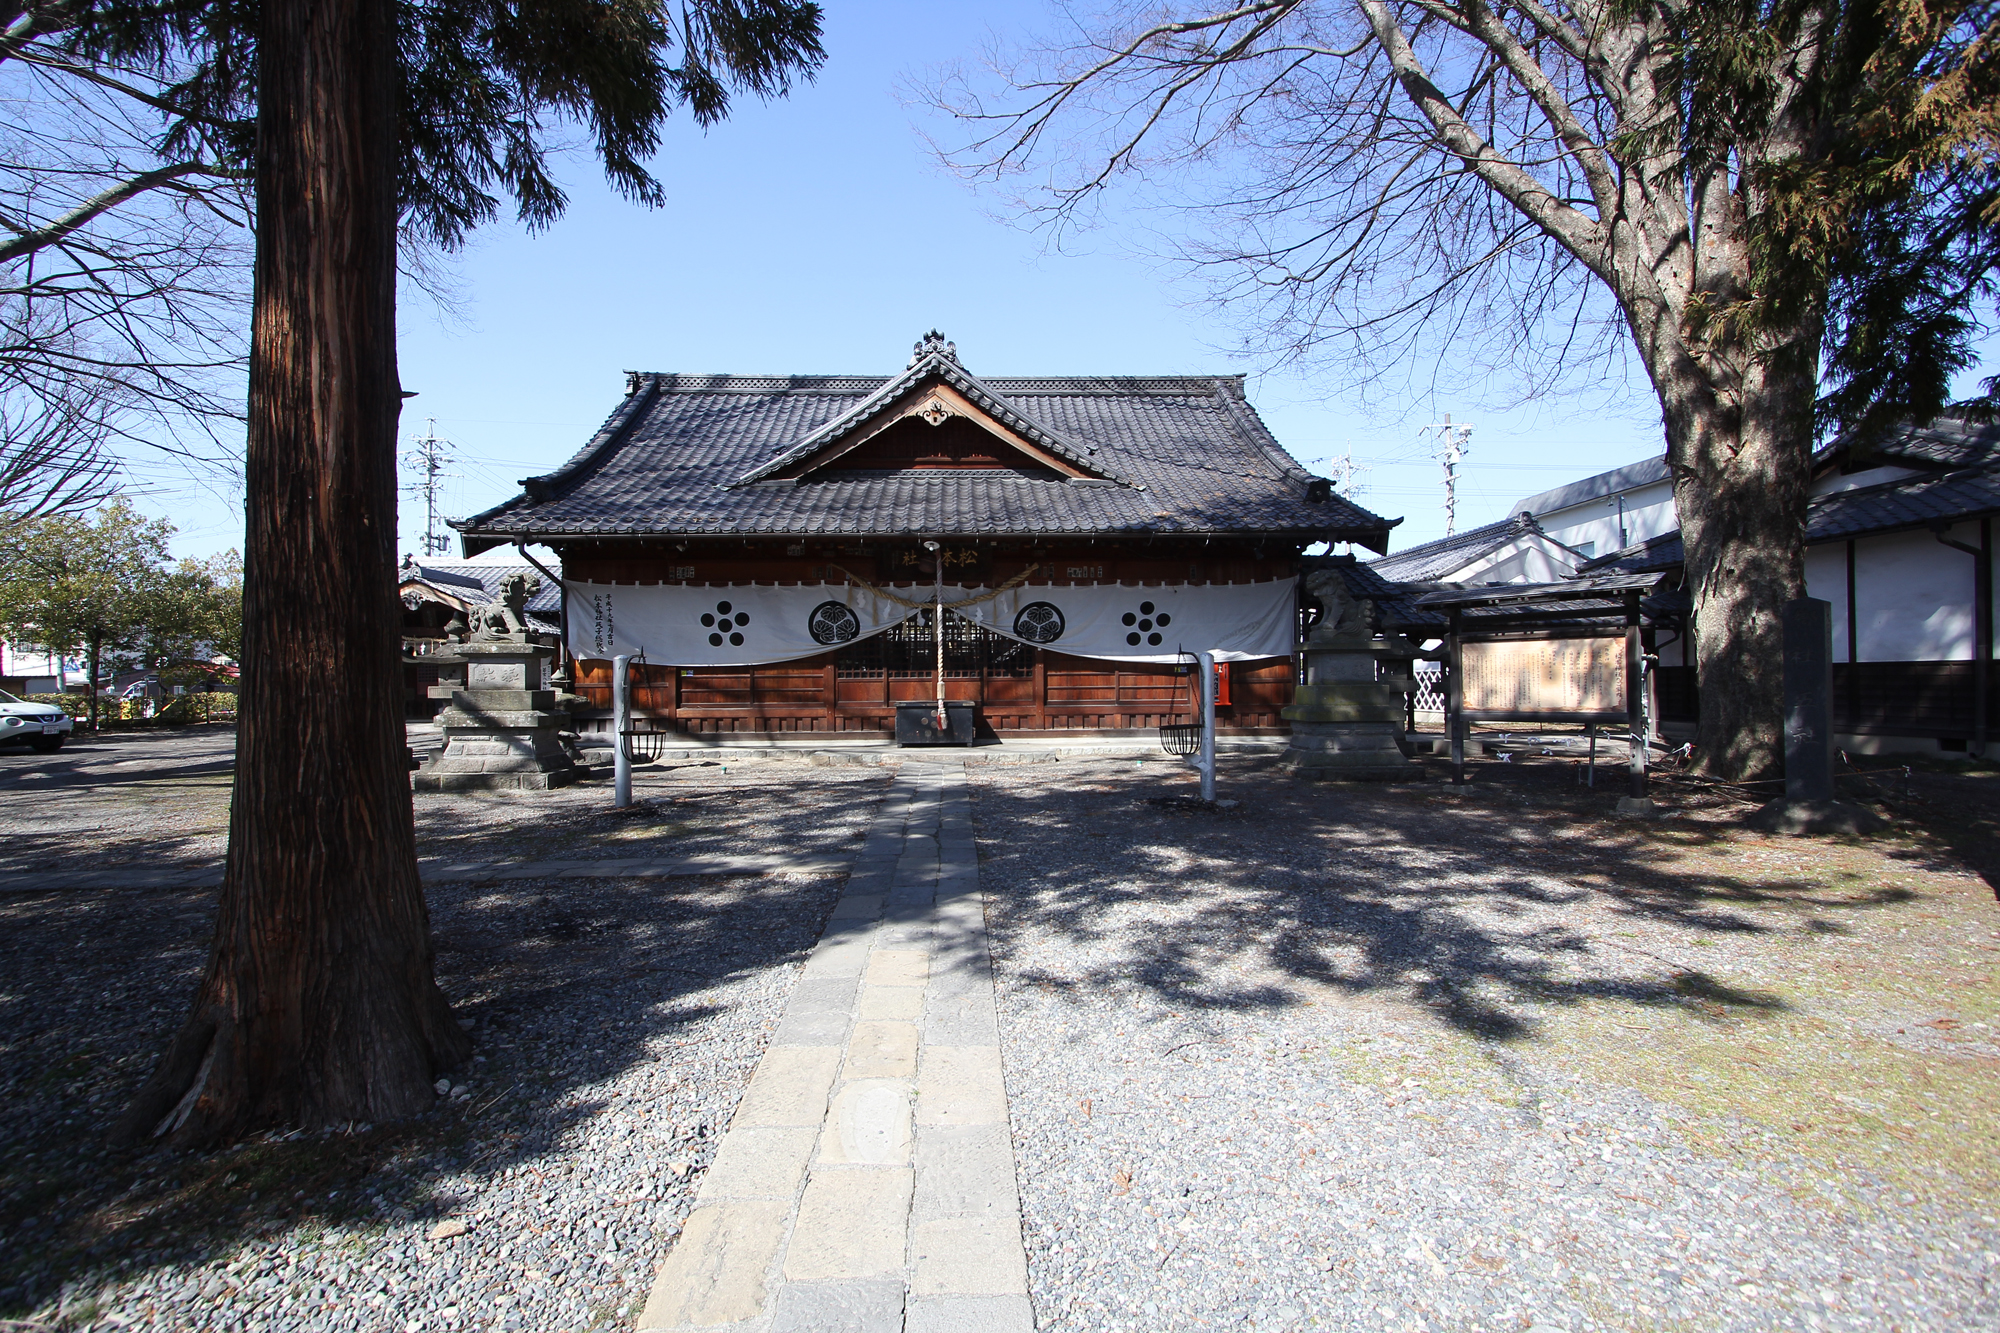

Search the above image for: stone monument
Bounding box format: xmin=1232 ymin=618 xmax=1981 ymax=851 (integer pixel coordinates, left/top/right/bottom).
xmin=413 ymin=573 xmax=591 ymax=792
xmin=1748 ymin=597 xmax=1884 ymax=834
xmin=1280 ymin=564 xmax=1423 ymax=780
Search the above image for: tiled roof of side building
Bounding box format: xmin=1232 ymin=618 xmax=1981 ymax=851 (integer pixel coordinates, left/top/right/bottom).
xmin=405 ymin=560 xmax=562 ymax=619
xmin=1816 ymin=414 xmax=2000 ymax=473
xmin=454 ymin=350 xmax=1398 ymax=551
xmin=1364 ymin=512 xmax=1555 ymax=582
xmin=1579 ymin=460 xmax=2000 ymax=574
xmin=1301 ymin=555 xmax=1451 ymax=630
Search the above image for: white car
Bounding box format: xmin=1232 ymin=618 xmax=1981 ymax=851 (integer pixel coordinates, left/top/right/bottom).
xmin=0 ymin=689 xmax=74 ymax=752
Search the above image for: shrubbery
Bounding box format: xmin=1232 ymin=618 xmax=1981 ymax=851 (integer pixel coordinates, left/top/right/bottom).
xmin=27 ymin=692 xmax=238 ymax=727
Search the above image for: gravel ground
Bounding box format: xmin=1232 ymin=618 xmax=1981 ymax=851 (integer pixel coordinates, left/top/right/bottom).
xmin=0 ymin=737 xmax=889 ymax=1332
xmin=0 ymin=727 xmax=238 ymax=876
xmin=972 ymin=753 xmax=2000 ymax=1333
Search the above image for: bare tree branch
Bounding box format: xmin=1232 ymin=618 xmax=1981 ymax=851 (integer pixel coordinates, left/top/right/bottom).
xmin=0 ymin=158 xmax=248 ymax=263
xmin=0 ymin=382 xmax=120 ymax=531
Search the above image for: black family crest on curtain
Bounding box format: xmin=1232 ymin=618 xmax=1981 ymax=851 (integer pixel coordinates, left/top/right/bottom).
xmin=809 ymin=601 xmax=862 ymax=645
xmin=1013 ymin=602 xmax=1065 ymax=643
xmin=698 ymin=599 xmax=750 ymax=648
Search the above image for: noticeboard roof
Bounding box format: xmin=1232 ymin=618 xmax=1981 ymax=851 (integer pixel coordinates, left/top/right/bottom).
xmin=1411 ymin=573 xmax=1666 ymax=610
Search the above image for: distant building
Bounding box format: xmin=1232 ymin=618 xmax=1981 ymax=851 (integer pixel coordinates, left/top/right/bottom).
xmin=1512 ymin=457 xmax=1676 ymax=561
xmin=1577 ymin=417 xmax=2000 ymax=755
xmin=1366 ymin=511 xmax=1592 ymax=585
xmin=0 ymin=641 xmax=66 ymax=695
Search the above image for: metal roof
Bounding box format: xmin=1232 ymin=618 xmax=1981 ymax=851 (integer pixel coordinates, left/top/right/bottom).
xmin=1511 ymin=456 xmax=1671 ymax=518
xmin=454 ymin=342 xmax=1397 ymax=552
xmin=1580 ymin=459 xmax=2000 ymax=575
xmin=1365 ymin=512 xmax=1571 ymax=582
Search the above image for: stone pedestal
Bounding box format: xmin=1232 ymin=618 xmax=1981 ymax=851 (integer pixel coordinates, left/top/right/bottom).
xmin=414 ymin=641 xmax=590 ymax=791
xmin=1281 ymin=564 xmax=1422 ymax=781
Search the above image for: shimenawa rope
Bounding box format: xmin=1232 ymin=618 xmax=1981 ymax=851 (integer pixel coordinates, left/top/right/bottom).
xmin=825 ymin=563 xmax=1043 ymax=733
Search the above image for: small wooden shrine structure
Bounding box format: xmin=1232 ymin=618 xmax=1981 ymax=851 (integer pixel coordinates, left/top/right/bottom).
xmin=455 ymin=333 xmax=1395 ymax=738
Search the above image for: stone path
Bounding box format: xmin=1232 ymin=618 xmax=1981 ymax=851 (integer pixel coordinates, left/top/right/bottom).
xmin=636 ymin=759 xmax=1033 ymax=1333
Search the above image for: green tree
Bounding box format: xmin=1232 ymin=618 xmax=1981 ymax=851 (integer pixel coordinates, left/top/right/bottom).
xmin=936 ymin=0 xmax=1998 ymax=779
xmin=0 ymin=496 xmax=173 ymax=729
xmin=135 ymin=549 xmax=241 ymax=676
xmin=73 ymin=0 xmax=825 ymax=1147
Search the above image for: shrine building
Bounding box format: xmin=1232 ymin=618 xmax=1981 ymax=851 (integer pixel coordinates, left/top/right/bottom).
xmin=454 ymin=333 xmax=1397 ymax=738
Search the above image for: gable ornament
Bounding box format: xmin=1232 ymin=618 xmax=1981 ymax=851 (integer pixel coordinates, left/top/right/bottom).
xmin=908 ymin=329 xmax=958 ymax=367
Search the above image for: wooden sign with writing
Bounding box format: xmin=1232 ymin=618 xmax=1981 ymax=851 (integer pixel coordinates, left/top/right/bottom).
xmin=1463 ymin=637 xmax=1624 ymax=720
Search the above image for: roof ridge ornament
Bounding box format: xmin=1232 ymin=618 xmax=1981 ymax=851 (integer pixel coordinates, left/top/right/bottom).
xmin=909 ymin=329 xmax=958 ymax=368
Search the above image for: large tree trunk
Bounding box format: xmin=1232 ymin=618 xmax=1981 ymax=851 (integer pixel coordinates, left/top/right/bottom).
xmin=1663 ymin=360 xmax=1817 ymax=783
xmin=116 ymin=0 xmax=467 ymax=1148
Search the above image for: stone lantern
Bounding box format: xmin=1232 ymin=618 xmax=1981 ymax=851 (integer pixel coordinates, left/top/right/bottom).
xmin=1280 ymin=564 xmax=1422 ymax=780
xmin=414 ymin=574 xmax=591 ymax=791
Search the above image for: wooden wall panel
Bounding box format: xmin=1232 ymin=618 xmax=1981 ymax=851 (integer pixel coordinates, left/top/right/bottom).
xmin=566 ymin=652 xmax=1293 ymax=733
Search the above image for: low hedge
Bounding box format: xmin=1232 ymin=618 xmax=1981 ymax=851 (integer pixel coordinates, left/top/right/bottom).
xmin=24 ymin=692 xmax=239 ymax=727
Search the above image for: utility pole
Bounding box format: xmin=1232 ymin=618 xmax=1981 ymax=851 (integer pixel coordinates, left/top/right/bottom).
xmin=1424 ymin=413 xmax=1473 ymax=535
xmin=403 ymin=419 xmax=454 ymax=557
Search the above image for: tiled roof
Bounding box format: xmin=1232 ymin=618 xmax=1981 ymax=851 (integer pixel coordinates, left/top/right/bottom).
xmin=1575 ymin=530 xmax=1685 ymax=575
xmin=1365 ymin=512 xmax=1559 ymax=582
xmin=1816 ymin=414 xmax=2000 ymax=472
xmin=1318 ymin=558 xmax=1450 ymax=630
xmin=455 ymin=350 xmax=1396 ymax=551
xmin=402 ymin=560 xmax=562 ymax=625
xmin=1579 ymin=460 xmax=2000 ymax=574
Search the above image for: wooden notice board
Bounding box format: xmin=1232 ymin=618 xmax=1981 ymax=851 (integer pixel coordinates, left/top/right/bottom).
xmin=1461 ymin=636 xmax=1625 ymax=722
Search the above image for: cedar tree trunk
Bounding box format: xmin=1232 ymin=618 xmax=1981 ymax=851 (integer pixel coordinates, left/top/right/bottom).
xmin=117 ymin=0 xmax=468 ymax=1148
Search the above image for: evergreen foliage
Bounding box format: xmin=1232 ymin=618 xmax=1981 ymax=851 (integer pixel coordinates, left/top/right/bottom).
xmin=63 ymin=0 xmax=826 ymax=246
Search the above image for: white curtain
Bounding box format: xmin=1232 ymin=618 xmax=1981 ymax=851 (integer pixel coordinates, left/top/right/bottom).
xmin=952 ymin=579 xmax=1296 ymax=664
xmin=564 ymin=578 xmax=1297 ymax=668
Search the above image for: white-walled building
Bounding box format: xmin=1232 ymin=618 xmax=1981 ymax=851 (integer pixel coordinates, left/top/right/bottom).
xmin=1360 ymin=417 xmax=2000 ymax=754
xmin=1366 ymin=511 xmax=1594 ymax=585
xmin=1580 ymin=418 xmax=2000 ymax=754
xmin=0 ymin=641 xmax=66 ymax=694
xmin=1512 ymin=457 xmax=1677 ymax=560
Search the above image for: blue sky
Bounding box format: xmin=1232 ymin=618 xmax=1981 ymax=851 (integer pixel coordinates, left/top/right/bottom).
xmin=144 ymin=1 xmax=1981 ymax=566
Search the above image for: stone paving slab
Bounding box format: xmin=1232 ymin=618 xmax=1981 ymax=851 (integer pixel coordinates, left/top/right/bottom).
xmin=636 ymin=761 xmax=1032 ymax=1332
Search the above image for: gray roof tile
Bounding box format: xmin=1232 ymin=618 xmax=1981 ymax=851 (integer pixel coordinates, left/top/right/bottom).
xmin=456 ymin=362 xmax=1396 ymax=550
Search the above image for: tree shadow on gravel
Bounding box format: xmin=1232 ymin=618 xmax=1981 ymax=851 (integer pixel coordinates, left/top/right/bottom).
xmin=969 ymin=757 xmax=1898 ymax=1042
xmin=0 ymin=776 xmax=889 ymax=1328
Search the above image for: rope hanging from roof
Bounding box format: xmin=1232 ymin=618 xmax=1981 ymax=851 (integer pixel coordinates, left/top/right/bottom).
xmin=824 ymin=563 xmax=1041 ymax=612
xmin=830 ymin=562 xmax=1043 ymax=734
